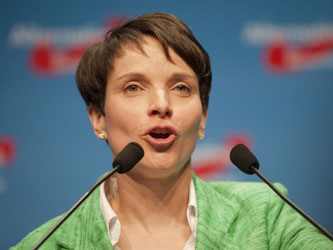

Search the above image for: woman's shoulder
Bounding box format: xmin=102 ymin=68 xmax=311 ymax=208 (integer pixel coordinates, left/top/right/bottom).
xmin=211 ymin=180 xmax=286 ymax=199
xmin=10 ymin=185 xmax=106 ymax=249
xmin=192 ymin=172 xmax=287 ymax=205
xmin=192 ymin=172 xmax=290 ymax=219
xmin=192 ymin=174 xmax=333 ymax=249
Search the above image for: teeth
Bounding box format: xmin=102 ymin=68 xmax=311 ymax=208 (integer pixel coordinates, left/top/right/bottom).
xmin=151 ymin=128 xmax=170 ymax=134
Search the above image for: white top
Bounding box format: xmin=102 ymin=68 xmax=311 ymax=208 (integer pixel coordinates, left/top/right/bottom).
xmin=99 ymin=175 xmax=198 ymax=249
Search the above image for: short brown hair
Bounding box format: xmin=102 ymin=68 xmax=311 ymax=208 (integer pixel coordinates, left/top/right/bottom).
xmin=76 ymin=12 xmax=212 ymax=114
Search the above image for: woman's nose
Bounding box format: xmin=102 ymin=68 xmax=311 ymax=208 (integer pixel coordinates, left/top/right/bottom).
xmin=148 ymin=89 xmax=172 ymax=118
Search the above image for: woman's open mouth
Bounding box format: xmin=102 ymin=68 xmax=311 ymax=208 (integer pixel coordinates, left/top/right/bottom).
xmin=143 ymin=127 xmax=177 ymax=148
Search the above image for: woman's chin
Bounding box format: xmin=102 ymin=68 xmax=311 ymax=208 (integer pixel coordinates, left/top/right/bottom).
xmin=131 ymin=157 xmax=191 ymax=178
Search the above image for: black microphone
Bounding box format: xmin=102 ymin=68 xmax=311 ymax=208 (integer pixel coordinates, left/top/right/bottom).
xmin=230 ymin=144 xmax=333 ymax=241
xmin=32 ymin=142 xmax=144 ymax=250
xmin=113 ymin=142 xmax=144 ymax=173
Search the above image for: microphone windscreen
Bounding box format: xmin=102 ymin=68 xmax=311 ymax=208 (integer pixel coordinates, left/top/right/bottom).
xmin=112 ymin=142 xmax=144 ymax=174
xmin=230 ymin=144 xmax=259 ymax=175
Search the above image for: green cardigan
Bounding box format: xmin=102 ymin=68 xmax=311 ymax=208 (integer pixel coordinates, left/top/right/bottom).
xmin=12 ymin=173 xmax=332 ymax=249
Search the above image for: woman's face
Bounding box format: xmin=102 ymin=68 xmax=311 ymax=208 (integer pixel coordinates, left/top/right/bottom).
xmin=89 ymin=36 xmax=207 ymax=176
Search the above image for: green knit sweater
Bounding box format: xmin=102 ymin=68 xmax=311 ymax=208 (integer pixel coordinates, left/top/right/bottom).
xmin=11 ymin=173 xmax=332 ymax=249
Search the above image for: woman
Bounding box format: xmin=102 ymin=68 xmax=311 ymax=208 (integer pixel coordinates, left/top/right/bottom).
xmin=12 ymin=12 xmax=331 ymax=249
xmin=79 ymin=12 xmax=209 ymax=249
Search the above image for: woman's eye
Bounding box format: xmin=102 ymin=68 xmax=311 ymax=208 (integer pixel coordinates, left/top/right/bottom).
xmin=123 ymin=83 xmax=144 ymax=96
xmin=176 ymin=85 xmax=188 ymax=91
xmin=175 ymin=85 xmax=191 ymax=95
xmin=125 ymin=84 xmax=140 ymax=92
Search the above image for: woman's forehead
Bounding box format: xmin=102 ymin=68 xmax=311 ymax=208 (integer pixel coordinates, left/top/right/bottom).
xmin=111 ymin=36 xmax=196 ymax=79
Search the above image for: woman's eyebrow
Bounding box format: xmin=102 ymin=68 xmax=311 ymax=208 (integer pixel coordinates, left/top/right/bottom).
xmin=115 ymin=72 xmax=197 ymax=82
xmin=116 ymin=72 xmax=146 ymax=81
xmin=168 ymin=73 xmax=197 ymax=82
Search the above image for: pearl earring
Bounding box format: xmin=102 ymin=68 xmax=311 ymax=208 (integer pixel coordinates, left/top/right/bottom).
xmin=198 ymin=134 xmax=205 ymax=140
xmin=98 ymin=132 xmax=106 ymax=140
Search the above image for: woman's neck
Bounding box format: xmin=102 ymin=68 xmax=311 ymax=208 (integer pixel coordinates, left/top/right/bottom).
xmin=108 ymin=162 xmax=192 ymax=231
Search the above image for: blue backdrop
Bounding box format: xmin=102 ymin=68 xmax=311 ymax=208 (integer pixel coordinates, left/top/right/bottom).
xmin=1 ymin=1 xmax=332 ymax=248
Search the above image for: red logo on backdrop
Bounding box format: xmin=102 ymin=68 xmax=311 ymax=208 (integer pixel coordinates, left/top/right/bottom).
xmin=0 ymin=137 xmax=16 ymax=167
xmin=242 ymin=22 xmax=333 ymax=74
xmin=264 ymin=38 xmax=333 ymax=73
xmin=192 ymin=133 xmax=251 ymax=180
xmin=8 ymin=16 xmax=128 ymax=76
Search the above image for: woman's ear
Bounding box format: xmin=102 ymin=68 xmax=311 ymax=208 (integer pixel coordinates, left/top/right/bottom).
xmin=198 ymin=107 xmax=208 ymax=140
xmin=88 ymin=105 xmax=107 ymax=140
